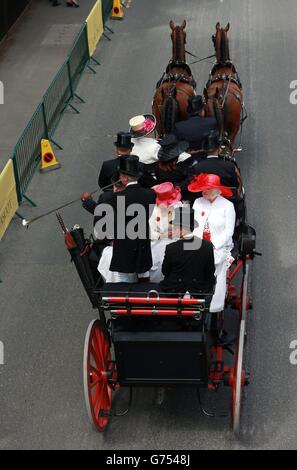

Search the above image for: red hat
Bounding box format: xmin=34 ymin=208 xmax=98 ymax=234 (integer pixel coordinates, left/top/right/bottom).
xmin=187 ymin=173 xmax=233 ymax=197
xmin=152 ymin=182 xmax=182 ymax=207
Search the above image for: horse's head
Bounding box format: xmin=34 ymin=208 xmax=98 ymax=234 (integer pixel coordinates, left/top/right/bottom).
xmin=212 ymin=22 xmax=230 ymax=65
xmin=169 ymin=20 xmax=187 ymax=63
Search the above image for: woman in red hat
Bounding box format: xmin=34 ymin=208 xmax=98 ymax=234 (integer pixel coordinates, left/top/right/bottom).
xmin=149 ymin=182 xmax=183 ymax=282
xmin=150 ymin=182 xmax=182 ymax=240
xmin=188 ymin=173 xmax=236 ymax=313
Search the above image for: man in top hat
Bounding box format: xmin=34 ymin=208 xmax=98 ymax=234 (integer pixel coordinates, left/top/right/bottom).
xmin=129 ymin=114 xmax=161 ymax=167
xmin=102 ymin=155 xmax=156 ymax=282
xmin=173 ymin=95 xmax=218 ymax=151
xmin=98 ymin=131 xmax=155 ymax=190
xmin=187 ymin=130 xmax=243 ymax=215
xmin=160 ymin=206 xmax=216 ymax=294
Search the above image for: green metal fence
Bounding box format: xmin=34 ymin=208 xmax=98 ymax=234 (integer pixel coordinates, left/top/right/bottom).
xmin=12 ymin=2 xmax=114 ymax=204
xmin=102 ymin=0 xmax=113 ymax=25
xmin=43 ymin=60 xmax=72 ymax=139
xmin=13 ymin=103 xmax=47 ymax=203
xmin=68 ymin=24 xmax=90 ymax=93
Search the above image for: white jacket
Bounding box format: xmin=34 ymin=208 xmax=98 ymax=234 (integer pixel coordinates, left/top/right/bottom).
xmin=131 ymin=137 xmax=160 ymax=164
xmin=192 ymin=195 xmax=235 ymax=264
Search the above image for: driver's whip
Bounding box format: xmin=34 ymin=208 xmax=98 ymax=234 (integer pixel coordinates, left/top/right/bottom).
xmin=21 ymin=180 xmax=120 ymax=228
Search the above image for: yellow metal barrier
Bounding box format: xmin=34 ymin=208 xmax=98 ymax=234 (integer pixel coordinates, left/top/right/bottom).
xmin=86 ymin=0 xmax=104 ymax=57
xmin=0 ymin=159 xmax=19 ymax=240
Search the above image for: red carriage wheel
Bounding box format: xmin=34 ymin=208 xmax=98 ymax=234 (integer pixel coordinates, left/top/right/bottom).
xmin=231 ymin=263 xmax=249 ymax=434
xmin=83 ymin=319 xmax=114 ymax=431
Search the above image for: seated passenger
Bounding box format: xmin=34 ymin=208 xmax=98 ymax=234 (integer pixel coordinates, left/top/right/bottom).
xmin=160 ymin=206 xmax=216 ymax=294
xmin=185 ymin=131 xmax=244 ymax=215
xmin=188 ymin=174 xmax=236 ymax=312
xmin=155 ymin=134 xmax=189 ymax=187
xmin=173 ymin=95 xmax=218 ymax=152
xmin=97 ymin=155 xmax=156 ymax=283
xmin=150 ymin=182 xmax=183 ymax=240
xmin=98 ymin=131 xmax=155 ymax=190
xmin=149 ymin=183 xmax=183 ymax=282
xmin=129 ymin=114 xmax=161 ymax=167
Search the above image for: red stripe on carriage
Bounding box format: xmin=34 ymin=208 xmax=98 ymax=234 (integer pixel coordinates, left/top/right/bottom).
xmin=109 ymin=309 xmax=200 ymax=316
xmin=102 ymin=297 xmax=205 ymax=305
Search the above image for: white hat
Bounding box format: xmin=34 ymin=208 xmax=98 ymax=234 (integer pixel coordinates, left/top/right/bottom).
xmin=129 ymin=114 xmax=156 ymax=138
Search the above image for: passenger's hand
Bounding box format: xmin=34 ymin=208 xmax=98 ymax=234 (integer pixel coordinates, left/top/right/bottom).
xmin=81 ymin=192 xmax=91 ymax=202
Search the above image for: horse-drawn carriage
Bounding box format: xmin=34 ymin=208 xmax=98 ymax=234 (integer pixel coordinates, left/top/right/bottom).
xmin=59 ymin=207 xmax=258 ymax=434
xmin=59 ymin=20 xmax=259 ymax=435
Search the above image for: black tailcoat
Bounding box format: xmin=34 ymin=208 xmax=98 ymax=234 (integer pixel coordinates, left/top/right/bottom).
xmin=160 ymin=236 xmax=215 ymax=294
xmin=108 ymin=184 xmax=156 ymax=273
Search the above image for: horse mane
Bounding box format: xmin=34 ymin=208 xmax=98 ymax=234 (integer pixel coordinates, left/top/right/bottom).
xmin=220 ymin=29 xmax=230 ymax=63
xmin=172 ymin=27 xmax=185 ymax=63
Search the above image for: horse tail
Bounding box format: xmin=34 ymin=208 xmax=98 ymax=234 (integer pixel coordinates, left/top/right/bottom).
xmin=161 ymin=86 xmax=179 ymax=135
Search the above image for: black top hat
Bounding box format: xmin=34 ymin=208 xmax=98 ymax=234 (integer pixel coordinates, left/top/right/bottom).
xmin=202 ymin=130 xmax=221 ymax=153
xmin=170 ymin=206 xmax=198 ymax=232
xmin=187 ymin=95 xmax=204 ymax=115
xmin=158 ymin=134 xmax=189 ymax=162
xmin=114 ymin=132 xmax=134 ymax=149
xmin=118 ymin=155 xmax=143 ymax=177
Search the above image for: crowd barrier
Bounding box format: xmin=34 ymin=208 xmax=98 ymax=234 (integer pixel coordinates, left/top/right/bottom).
xmin=10 ymin=0 xmax=113 ymax=209
xmin=0 ymin=160 xmax=19 ymax=241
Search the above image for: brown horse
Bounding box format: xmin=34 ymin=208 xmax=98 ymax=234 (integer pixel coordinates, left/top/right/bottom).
xmin=204 ymin=22 xmax=243 ymax=145
xmin=152 ymin=20 xmax=196 ymax=137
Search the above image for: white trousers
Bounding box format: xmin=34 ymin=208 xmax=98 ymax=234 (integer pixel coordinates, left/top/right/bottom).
xmin=98 ymin=246 xmax=149 ymax=283
xmin=210 ymin=247 xmax=232 ymax=313
xmin=98 ymin=241 xmax=175 ymax=283
xmin=210 ymin=260 xmax=227 ymax=313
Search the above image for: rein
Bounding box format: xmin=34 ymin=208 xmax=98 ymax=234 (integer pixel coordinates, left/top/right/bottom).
xmin=186 ymin=50 xmax=216 ymax=65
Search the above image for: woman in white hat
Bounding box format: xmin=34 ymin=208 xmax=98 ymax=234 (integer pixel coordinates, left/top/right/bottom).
xmin=129 ymin=114 xmax=161 ymax=166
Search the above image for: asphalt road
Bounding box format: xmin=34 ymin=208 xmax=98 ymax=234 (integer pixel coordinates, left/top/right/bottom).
xmin=1 ymin=0 xmax=297 ymax=450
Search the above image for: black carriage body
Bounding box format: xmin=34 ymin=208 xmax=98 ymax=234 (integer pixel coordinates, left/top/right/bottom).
xmin=111 ymin=315 xmax=209 ymax=386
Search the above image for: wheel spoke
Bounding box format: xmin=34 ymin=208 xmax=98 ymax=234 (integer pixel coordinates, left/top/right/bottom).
xmin=89 ymin=367 xmax=102 ymax=389
xmin=94 ymin=383 xmax=105 ymax=418
xmin=90 ymin=344 xmax=101 ymax=371
xmin=94 ymin=328 xmax=105 ymax=365
xmin=92 ymin=381 xmax=103 ymax=410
